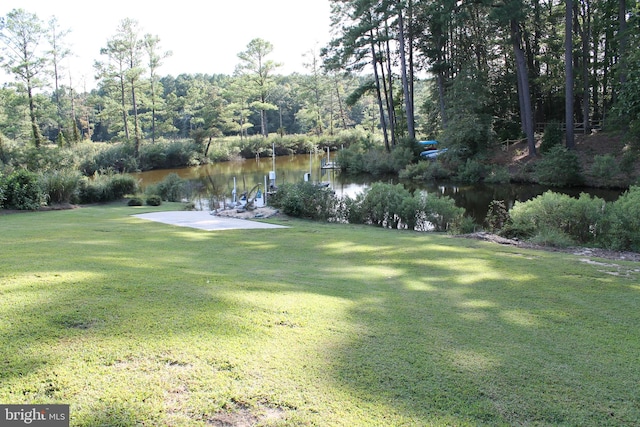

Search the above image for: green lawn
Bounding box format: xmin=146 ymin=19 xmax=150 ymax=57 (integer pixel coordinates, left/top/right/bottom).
xmin=1 ymin=203 xmax=639 ymax=426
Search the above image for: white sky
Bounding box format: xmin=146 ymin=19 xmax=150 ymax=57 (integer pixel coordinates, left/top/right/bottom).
xmin=1 ymin=0 xmax=332 ymax=89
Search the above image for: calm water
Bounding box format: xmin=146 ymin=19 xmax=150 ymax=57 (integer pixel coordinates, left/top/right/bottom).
xmin=132 ymin=153 xmax=624 ymax=223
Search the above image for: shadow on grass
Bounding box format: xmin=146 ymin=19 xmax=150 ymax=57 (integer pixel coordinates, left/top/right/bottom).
xmin=2 ymin=210 xmax=640 ymax=425
xmin=305 ymin=234 xmax=640 ymax=425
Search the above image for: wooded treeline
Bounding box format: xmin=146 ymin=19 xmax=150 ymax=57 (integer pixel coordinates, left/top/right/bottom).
xmin=324 ymin=0 xmax=640 ymax=155
xmin=2 ymin=1 xmax=640 ymax=158
xmin=0 ymin=10 xmax=378 ymax=152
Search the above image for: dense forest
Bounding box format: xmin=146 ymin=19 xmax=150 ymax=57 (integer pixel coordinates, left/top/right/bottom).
xmin=2 ymin=1 xmax=640 ymax=150
xmin=0 ymin=11 xmax=381 ymax=150
xmin=2 ymin=0 xmax=640 ymax=171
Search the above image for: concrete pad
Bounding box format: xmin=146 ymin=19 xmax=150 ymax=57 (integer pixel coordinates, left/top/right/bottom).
xmin=133 ymin=211 xmax=288 ymax=231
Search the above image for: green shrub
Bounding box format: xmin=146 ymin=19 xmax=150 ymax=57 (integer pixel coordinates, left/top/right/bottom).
xmin=599 ymin=186 xmax=640 ymax=251
xmin=529 ymin=228 xmax=575 ymax=248
xmin=485 ymin=200 xmax=510 ymax=232
xmin=341 ymin=184 xmax=464 ymax=231
xmin=399 ymin=160 xmax=453 ymax=181
xmin=238 ymin=136 xmax=271 ymax=159
xmin=357 ymin=182 xmax=412 ymax=228
xmin=128 ymin=197 xmax=144 ymax=206
xmin=455 ymin=158 xmax=486 ymax=183
xmin=153 ymin=173 xmax=186 ymax=202
xmin=484 ymin=166 xmax=511 ymax=184
xmin=3 ymin=168 xmax=43 ymax=210
xmin=336 ymin=143 xmax=413 ymax=176
xmin=540 ymin=122 xmax=563 ymax=154
xmin=138 ymin=143 xmax=166 ymax=170
xmin=336 ymin=144 xmax=365 ymax=174
xmin=339 ymin=194 xmax=367 ymax=225
xmin=207 ymin=142 xmax=239 ymax=162
xmin=418 ymin=192 xmax=466 ymax=232
xmin=590 ymin=154 xmax=620 ymax=187
xmin=451 ymin=215 xmax=478 ymax=234
xmin=39 ymin=169 xmax=82 ymax=205
xmin=146 ymin=195 xmax=162 ymax=206
xmin=138 ymin=140 xmax=200 ymax=170
xmin=107 ymin=174 xmax=137 ymax=199
xmin=568 ymin=193 xmax=607 ymax=243
xmin=620 ymin=150 xmax=638 ymax=176
xmin=0 ymin=173 xmax=6 ymax=209
xmin=507 ymin=191 xmax=605 ymax=244
xmin=390 ymin=145 xmax=415 ymax=172
xmin=534 ymin=146 xmax=583 ymax=187
xmin=77 ymin=178 xmax=103 ymax=204
xmin=77 ymin=173 xmax=138 ymax=204
xmin=359 ymin=149 xmax=397 ymax=176
xmin=269 ymin=182 xmax=337 ymax=221
xmin=80 ymin=142 xmax=138 ymax=175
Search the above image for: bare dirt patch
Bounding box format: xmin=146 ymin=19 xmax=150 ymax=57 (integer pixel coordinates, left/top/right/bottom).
xmin=207 ymin=401 xmax=286 ymax=427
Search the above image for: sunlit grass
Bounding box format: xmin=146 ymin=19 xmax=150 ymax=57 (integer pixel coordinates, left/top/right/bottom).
xmin=1 ymin=202 xmax=640 ymax=425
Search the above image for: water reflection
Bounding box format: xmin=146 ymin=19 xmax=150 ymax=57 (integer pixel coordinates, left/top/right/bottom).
xmin=132 ymin=154 xmax=624 ymax=223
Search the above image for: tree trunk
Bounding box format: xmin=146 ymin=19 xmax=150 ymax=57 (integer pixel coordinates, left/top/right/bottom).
xmin=618 ymin=0 xmax=627 ymax=85
xmin=369 ymin=29 xmax=390 ymax=151
xmin=334 ymin=77 xmax=348 ymax=129
xmin=565 ymin=0 xmax=575 ymax=149
xmin=205 ymin=135 xmax=212 ymax=157
xmin=260 ymin=92 xmax=268 ymax=137
xmin=398 ymin=7 xmax=415 ymax=140
xmin=511 ymin=19 xmax=536 ymax=156
xmin=119 ymin=74 xmax=130 ymax=140
xmin=592 ymin=28 xmax=600 ymax=122
xmin=27 ymin=81 xmax=42 ymax=148
xmin=382 ymin=25 xmax=397 ymax=147
xmin=408 ymin=0 xmax=416 ymax=134
xmin=581 ymin=0 xmax=591 ymax=134
xmin=437 ymin=72 xmax=448 ymax=129
xmin=131 ymin=78 xmax=141 ymax=157
xmin=150 ymin=73 xmax=157 ymax=143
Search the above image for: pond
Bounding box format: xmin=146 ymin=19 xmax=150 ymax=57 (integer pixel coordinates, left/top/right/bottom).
xmin=131 ymin=153 xmax=624 ymax=224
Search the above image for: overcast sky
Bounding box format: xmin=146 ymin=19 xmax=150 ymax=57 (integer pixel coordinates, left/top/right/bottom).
xmin=1 ymin=0 xmax=333 ymax=88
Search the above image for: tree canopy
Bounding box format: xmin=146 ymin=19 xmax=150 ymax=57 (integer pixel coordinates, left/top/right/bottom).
xmin=1 ymin=2 xmax=640 ymax=158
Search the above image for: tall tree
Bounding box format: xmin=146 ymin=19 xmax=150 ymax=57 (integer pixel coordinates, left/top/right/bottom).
xmin=47 ymin=16 xmax=71 ymax=140
xmin=301 ymin=47 xmax=329 ymax=136
xmin=397 ymin=0 xmax=415 ymax=139
xmin=324 ymin=0 xmax=400 ymax=150
xmin=97 ymin=18 xmax=145 ymax=156
xmin=119 ymin=18 xmax=144 ymax=157
xmin=143 ymin=33 xmax=171 ymax=143
xmin=222 ymin=75 xmax=255 ymax=139
xmin=97 ymin=34 xmax=130 ymax=140
xmin=566 ymin=0 xmax=575 ymax=149
xmin=489 ymin=1 xmax=536 ymax=156
xmin=0 ymin=9 xmax=48 ymax=147
xmin=235 ymin=38 xmax=281 ymax=137
xmin=617 ymin=0 xmax=628 ymax=85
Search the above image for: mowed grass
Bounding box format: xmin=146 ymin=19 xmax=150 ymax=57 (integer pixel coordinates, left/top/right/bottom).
xmin=1 ymin=203 xmax=640 ymax=426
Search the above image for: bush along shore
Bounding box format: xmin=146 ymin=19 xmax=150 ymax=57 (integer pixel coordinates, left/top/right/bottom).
xmin=2 ymin=130 xmax=640 ymax=252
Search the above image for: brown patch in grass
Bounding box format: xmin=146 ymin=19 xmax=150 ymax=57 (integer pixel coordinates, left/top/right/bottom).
xmin=208 ymin=401 xmax=286 ymax=427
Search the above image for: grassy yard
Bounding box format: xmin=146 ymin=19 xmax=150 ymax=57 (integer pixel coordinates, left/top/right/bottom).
xmin=1 ymin=203 xmax=639 ymax=426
